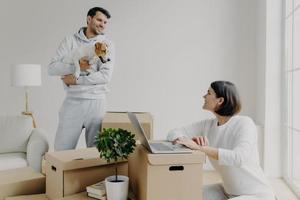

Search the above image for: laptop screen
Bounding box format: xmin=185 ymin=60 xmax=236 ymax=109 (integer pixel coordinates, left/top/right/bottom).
xmin=127 ymin=112 xmax=152 ymax=152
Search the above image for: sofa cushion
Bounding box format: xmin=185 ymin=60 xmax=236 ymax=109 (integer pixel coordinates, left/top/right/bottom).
xmin=0 ymin=115 xmax=33 ymax=153
xmin=0 ymin=153 xmax=28 ymax=171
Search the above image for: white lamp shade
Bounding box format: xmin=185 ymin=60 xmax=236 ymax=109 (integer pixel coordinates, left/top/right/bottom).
xmin=11 ymin=64 xmax=42 ymax=87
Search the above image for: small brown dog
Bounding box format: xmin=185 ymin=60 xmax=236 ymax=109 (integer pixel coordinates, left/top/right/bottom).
xmin=63 ymin=40 xmax=110 ymax=78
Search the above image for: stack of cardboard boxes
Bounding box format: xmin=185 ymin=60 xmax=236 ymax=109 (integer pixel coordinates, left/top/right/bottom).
xmin=1 ymin=112 xmax=205 ymax=200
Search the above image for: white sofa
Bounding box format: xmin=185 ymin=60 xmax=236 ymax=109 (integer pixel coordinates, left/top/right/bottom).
xmin=0 ymin=115 xmax=49 ymax=172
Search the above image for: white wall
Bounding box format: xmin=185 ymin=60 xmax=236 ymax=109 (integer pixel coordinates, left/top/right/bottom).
xmin=0 ymin=0 xmax=258 ymax=152
xmin=255 ymin=0 xmax=266 ymax=127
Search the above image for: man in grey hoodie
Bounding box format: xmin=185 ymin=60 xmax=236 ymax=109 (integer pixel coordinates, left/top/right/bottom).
xmin=48 ymin=7 xmax=115 ymax=150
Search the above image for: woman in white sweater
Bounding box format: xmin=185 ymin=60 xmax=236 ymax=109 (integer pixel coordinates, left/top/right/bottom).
xmin=167 ymin=81 xmax=275 ymax=200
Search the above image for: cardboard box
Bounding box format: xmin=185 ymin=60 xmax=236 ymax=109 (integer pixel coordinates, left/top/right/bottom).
xmin=128 ymin=145 xmax=206 ymax=200
xmin=56 ymin=192 xmax=97 ymax=200
xmin=45 ymin=148 xmax=128 ymax=200
xmin=4 ymin=193 xmax=92 ymax=200
xmin=5 ymin=191 xmax=136 ymax=200
xmin=0 ymin=167 xmax=45 ymax=200
xmin=102 ymin=112 xmax=153 ymax=139
xmin=5 ymin=194 xmax=48 ymax=200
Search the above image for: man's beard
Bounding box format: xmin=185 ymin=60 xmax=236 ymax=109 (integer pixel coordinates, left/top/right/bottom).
xmin=93 ymin=26 xmax=103 ymax=35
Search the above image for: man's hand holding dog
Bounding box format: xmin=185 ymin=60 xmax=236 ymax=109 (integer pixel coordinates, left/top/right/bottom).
xmin=61 ymin=74 xmax=76 ymax=86
xmin=79 ymin=57 xmax=91 ymax=71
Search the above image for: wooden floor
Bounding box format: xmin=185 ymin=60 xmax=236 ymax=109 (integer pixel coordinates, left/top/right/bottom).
xmin=203 ymin=170 xmax=299 ymax=200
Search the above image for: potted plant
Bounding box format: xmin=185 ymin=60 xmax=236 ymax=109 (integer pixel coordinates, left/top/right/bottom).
xmin=95 ymin=128 xmax=136 ymax=200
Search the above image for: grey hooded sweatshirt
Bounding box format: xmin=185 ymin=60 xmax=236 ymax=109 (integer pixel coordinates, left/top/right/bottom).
xmin=48 ymin=27 xmax=115 ymax=99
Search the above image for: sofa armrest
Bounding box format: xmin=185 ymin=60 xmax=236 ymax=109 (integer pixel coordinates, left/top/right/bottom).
xmin=27 ymin=128 xmax=49 ymax=172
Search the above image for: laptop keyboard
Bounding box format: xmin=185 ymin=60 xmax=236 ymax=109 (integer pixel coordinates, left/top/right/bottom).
xmin=150 ymin=143 xmax=174 ymax=151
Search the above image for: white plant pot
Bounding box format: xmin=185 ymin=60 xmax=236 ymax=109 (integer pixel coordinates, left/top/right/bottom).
xmin=105 ymin=175 xmax=129 ymax=200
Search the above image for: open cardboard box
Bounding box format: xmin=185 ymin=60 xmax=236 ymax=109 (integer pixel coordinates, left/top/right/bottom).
xmin=45 ymin=148 xmax=127 ymax=200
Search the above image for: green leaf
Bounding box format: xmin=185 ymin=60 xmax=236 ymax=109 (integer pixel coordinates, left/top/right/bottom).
xmin=94 ymin=128 xmax=136 ymax=176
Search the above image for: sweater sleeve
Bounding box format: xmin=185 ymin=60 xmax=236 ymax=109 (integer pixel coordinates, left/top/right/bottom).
xmin=167 ymin=120 xmax=210 ymax=141
xmin=76 ymin=41 xmax=115 ymax=85
xmin=48 ymin=37 xmax=76 ymax=76
xmin=218 ymin=117 xmax=257 ymax=167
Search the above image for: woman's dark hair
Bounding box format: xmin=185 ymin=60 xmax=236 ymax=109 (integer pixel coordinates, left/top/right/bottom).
xmin=87 ymin=7 xmax=111 ymax=19
xmin=210 ymin=81 xmax=241 ymax=116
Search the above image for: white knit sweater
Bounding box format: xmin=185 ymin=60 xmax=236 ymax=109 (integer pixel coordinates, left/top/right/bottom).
xmin=167 ymin=115 xmax=274 ymax=196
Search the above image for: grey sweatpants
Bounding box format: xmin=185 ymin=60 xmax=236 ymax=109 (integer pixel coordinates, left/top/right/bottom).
xmin=54 ymin=97 xmax=106 ymax=151
xmin=203 ymin=184 xmax=276 ymax=200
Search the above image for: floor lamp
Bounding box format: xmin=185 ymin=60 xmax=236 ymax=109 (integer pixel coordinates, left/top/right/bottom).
xmin=11 ymin=64 xmax=42 ymax=128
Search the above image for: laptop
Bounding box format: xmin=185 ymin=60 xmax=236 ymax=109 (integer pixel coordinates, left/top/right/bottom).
xmin=127 ymin=112 xmax=192 ymax=154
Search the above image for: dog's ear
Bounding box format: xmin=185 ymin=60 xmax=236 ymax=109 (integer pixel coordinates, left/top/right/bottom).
xmin=95 ymin=42 xmax=101 ymax=50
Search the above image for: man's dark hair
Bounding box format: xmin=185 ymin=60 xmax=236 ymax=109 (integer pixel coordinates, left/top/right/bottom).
xmin=87 ymin=7 xmax=111 ymax=19
xmin=211 ymin=81 xmax=241 ymax=116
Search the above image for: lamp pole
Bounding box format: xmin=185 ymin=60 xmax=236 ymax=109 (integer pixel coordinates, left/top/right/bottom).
xmin=21 ymin=87 xmax=37 ymax=128
xmin=25 ymin=86 xmax=29 ymax=113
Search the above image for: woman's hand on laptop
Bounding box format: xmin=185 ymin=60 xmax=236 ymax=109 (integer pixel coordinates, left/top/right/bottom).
xmin=171 ymin=137 xmax=184 ymax=145
xmin=174 ymin=138 xmax=201 ymax=150
xmin=192 ymin=136 xmax=209 ymax=146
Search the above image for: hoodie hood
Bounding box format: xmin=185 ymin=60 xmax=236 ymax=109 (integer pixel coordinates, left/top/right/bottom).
xmin=74 ymin=27 xmax=106 ymax=43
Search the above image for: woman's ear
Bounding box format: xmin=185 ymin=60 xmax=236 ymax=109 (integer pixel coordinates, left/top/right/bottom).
xmin=218 ymin=97 xmax=224 ymax=106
